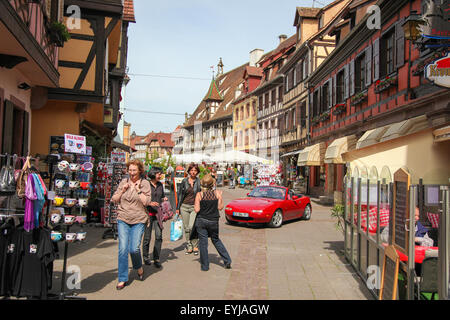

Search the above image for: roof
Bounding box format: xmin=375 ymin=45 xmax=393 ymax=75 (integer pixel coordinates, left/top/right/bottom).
xmin=204 ymin=78 xmax=224 ymax=102
xmin=145 ymin=132 xmax=175 ymax=148
xmin=123 ymin=0 xmax=136 ymax=23
xmin=184 ymin=63 xmax=248 ymax=128
xmin=296 ymin=7 xmax=321 ymax=18
xmin=245 ymin=66 xmax=263 ymax=78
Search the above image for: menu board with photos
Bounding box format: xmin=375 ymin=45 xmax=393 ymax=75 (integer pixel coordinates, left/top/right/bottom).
xmin=392 ymin=169 xmax=410 ymax=254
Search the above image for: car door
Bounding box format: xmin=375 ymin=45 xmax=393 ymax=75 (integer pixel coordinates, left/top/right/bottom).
xmin=284 ymin=189 xmax=300 ymax=220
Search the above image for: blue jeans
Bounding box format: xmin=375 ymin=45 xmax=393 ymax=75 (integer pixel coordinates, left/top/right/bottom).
xmin=195 ymin=217 xmax=231 ymax=271
xmin=117 ymin=220 xmax=146 ymax=282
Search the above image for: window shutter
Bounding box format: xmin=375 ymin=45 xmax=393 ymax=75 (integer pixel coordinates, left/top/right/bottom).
xmin=328 ymin=79 xmax=332 ymax=109
xmin=333 ymin=74 xmax=337 ymax=106
xmin=2 ymin=100 xmax=14 ymax=154
xmin=344 ymin=64 xmax=349 ymax=100
xmin=296 ymin=102 xmax=301 ymax=128
xmin=365 ymin=45 xmax=372 ymax=87
xmin=22 ymin=111 xmax=29 ymax=156
xmin=309 ymin=92 xmax=314 ymax=117
xmin=350 ymin=59 xmax=355 ymax=96
xmin=373 ymin=38 xmax=380 ymax=81
xmin=305 ymin=52 xmax=309 ymax=77
xmin=395 ymin=21 xmax=405 ymax=68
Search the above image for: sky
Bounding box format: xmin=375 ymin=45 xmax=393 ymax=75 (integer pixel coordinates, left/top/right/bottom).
xmin=123 ymin=0 xmax=335 ymax=136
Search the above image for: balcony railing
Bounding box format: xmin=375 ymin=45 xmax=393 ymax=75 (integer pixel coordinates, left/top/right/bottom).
xmin=8 ymin=0 xmax=58 ymax=68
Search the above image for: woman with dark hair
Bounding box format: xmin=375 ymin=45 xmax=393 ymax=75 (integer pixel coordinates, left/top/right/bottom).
xmin=194 ymin=174 xmax=231 ymax=271
xmin=142 ymin=167 xmax=168 ymax=268
xmin=111 ymin=159 xmax=152 ymax=290
xmin=176 ymin=163 xmax=201 ymax=255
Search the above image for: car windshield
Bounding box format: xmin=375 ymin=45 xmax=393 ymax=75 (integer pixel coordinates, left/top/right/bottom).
xmin=248 ymin=187 xmax=285 ymax=200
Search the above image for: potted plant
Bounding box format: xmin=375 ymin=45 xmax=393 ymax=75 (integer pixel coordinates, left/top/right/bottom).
xmin=311 ymin=116 xmax=321 ymax=126
xmin=319 ymin=111 xmax=330 ymax=122
xmin=49 ymin=21 xmax=71 ymax=47
xmin=333 ymin=103 xmax=346 ymax=116
xmin=350 ymin=91 xmax=368 ymax=106
xmin=374 ymin=76 xmax=398 ymax=93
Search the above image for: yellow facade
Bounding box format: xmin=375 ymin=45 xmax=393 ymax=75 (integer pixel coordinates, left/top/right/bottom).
xmin=233 ymin=96 xmax=257 ymax=152
xmin=344 ymin=129 xmax=450 ymax=185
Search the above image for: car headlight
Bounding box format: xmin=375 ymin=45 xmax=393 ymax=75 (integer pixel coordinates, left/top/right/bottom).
xmin=252 ymin=210 xmax=263 ymax=213
xmin=225 ymin=207 xmax=232 ymax=211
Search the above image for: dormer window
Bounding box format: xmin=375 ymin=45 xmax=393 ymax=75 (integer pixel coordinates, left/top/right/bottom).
xmin=319 ymin=14 xmax=324 ymax=29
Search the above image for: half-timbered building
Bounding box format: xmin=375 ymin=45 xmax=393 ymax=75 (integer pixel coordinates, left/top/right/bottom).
xmin=0 ymin=0 xmax=62 ymax=156
xmin=30 ymin=0 xmax=135 ymax=156
xmin=307 ymin=0 xmax=449 ymax=204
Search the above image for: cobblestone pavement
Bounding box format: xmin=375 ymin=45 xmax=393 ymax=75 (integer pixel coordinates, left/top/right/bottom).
xmin=50 ymin=187 xmax=373 ymax=300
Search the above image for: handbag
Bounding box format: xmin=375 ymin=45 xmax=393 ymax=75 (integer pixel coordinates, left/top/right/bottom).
xmin=0 ymin=155 xmax=16 ymax=192
xmin=170 ymin=216 xmax=183 ymax=241
xmin=161 ymin=200 xmax=174 ymax=222
xmin=16 ymin=156 xmax=32 ymax=199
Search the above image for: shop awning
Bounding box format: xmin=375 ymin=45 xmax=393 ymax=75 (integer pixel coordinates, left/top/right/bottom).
xmin=297 ymin=142 xmax=325 ymax=166
xmin=281 ymin=150 xmax=302 ymax=158
xmin=433 ymin=125 xmax=450 ymax=143
xmin=112 ymin=140 xmax=136 ymax=153
xmin=324 ymin=135 xmax=356 ymax=164
xmin=356 ymin=115 xmax=429 ymax=149
xmin=80 ymin=120 xmax=113 ymax=138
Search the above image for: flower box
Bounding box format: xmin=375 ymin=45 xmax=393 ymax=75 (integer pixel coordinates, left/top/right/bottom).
xmin=374 ymin=76 xmax=397 ymax=93
xmin=333 ymin=104 xmax=346 ymax=116
xmin=49 ymin=22 xmax=71 ymax=47
xmin=350 ymin=92 xmax=368 ymax=106
xmin=311 ymin=116 xmax=320 ymax=126
xmin=319 ymin=112 xmax=330 ymax=122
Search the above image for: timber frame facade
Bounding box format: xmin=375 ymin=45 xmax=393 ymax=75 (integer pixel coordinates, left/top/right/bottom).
xmin=306 ymin=0 xmax=449 ymax=202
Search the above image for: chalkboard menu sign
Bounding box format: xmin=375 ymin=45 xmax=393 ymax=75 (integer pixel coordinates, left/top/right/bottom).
xmin=379 ymin=246 xmax=400 ymax=300
xmin=393 ymin=169 xmax=410 ymax=254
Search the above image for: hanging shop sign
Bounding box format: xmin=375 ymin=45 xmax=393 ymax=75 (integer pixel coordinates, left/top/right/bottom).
xmin=420 ymin=0 xmax=450 ymax=40
xmin=426 ymin=53 xmax=450 ymax=88
xmin=111 ymin=151 xmax=126 ymax=164
xmin=64 ymin=134 xmax=87 ymax=154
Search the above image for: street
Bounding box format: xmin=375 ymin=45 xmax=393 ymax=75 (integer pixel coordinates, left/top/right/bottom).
xmin=50 ymin=187 xmax=372 ymax=300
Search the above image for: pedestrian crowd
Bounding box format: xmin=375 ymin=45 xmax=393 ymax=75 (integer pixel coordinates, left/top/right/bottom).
xmin=110 ymin=159 xmax=232 ymax=290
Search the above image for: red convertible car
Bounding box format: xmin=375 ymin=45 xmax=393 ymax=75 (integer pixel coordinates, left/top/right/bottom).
xmin=225 ymin=186 xmax=312 ymax=228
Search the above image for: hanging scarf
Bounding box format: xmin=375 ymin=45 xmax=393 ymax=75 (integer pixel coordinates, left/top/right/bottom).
xmin=24 ymin=174 xmax=37 ymax=232
xmin=32 ymin=174 xmax=45 ymax=229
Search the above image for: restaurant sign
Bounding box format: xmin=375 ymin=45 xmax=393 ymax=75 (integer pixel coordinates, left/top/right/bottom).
xmin=426 ymin=53 xmax=450 ymax=88
xmin=419 ymin=0 xmax=450 ymax=40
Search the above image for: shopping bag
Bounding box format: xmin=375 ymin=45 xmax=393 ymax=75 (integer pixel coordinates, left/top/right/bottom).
xmin=170 ymin=216 xmax=183 ymax=241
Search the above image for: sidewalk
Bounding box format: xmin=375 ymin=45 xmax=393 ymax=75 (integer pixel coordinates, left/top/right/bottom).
xmin=49 ymin=187 xmax=372 ymax=300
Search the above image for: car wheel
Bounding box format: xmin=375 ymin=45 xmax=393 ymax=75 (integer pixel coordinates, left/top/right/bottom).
xmin=268 ymin=209 xmax=283 ymax=228
xmin=302 ymin=204 xmax=312 ymax=221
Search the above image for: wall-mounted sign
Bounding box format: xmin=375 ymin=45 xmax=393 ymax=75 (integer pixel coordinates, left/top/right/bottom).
xmin=50 ymin=136 xmax=65 ymax=154
xmin=420 ymin=0 xmax=450 ymax=40
xmin=426 ymin=53 xmax=450 ymax=88
xmin=111 ymin=151 xmax=126 ymax=164
xmin=64 ymin=134 xmax=86 ymax=154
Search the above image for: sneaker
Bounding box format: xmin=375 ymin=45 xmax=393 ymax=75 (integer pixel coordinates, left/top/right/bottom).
xmin=144 ymin=259 xmax=151 ymax=266
xmin=154 ymin=260 xmax=162 ymax=268
xmin=225 ymin=263 xmax=232 ymax=269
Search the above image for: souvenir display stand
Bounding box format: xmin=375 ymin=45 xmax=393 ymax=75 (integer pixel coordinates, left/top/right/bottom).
xmin=102 ymin=162 xmax=127 ymax=240
xmin=255 ymin=163 xmax=282 ymax=186
xmin=50 ymin=153 xmax=93 ymax=300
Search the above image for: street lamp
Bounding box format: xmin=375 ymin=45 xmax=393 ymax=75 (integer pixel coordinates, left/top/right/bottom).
xmin=402 ymin=11 xmax=425 ymax=42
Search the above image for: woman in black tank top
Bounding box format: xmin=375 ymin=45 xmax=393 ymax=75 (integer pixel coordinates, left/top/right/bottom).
xmin=193 ymin=174 xmax=232 ymax=271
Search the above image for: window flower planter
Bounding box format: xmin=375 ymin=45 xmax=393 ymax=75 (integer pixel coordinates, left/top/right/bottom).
xmin=49 ymin=22 xmax=71 ymax=47
xmin=319 ymin=111 xmax=330 ymax=122
xmin=311 ymin=116 xmax=320 ymax=126
xmin=333 ymin=103 xmax=346 ymax=116
xmin=350 ymin=92 xmax=368 ymax=106
xmin=374 ymin=76 xmax=397 ymax=93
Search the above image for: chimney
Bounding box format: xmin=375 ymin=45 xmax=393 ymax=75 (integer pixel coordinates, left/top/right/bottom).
xmin=279 ymin=34 xmax=287 ymax=45
xmin=249 ymin=49 xmax=264 ymax=67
